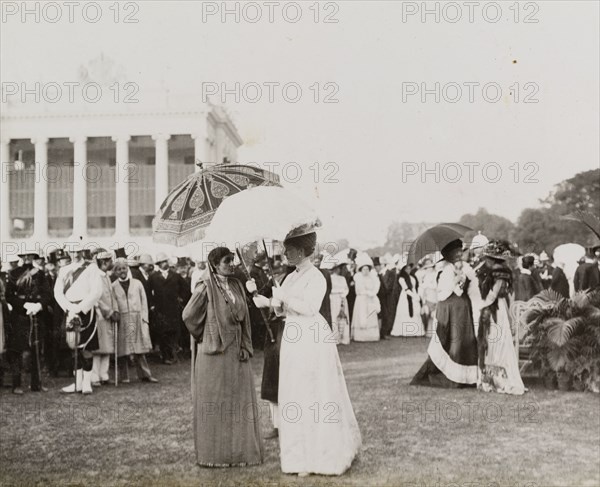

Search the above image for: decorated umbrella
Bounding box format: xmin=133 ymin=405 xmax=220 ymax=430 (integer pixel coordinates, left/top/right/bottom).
xmin=407 ymin=223 xmax=473 ymax=264
xmin=152 ymin=164 xmax=281 ymax=247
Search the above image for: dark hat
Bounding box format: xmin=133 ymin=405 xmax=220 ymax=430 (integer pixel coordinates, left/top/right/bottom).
xmin=114 ymin=247 xmax=128 ymax=259
xmin=18 ymin=250 xmax=40 ymax=259
xmin=372 ymin=256 xmax=381 ymax=267
xmin=441 ymin=239 xmax=463 ymax=259
xmin=177 ymin=257 xmax=189 ymax=267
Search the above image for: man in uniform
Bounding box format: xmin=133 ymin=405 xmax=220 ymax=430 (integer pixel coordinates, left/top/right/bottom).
xmin=5 ymin=250 xmax=52 ymax=394
xmin=55 ymin=243 xmax=103 ymax=394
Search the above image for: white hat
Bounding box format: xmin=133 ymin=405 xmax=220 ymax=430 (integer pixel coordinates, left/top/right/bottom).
xmin=355 ymin=253 xmax=374 ymax=270
xmin=155 ymin=252 xmax=169 ymax=264
xmin=540 ymin=251 xmax=550 ymax=262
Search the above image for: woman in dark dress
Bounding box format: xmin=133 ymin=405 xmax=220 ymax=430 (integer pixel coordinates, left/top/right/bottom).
xmin=183 ymin=247 xmax=264 ymax=467
xmin=411 ymin=239 xmax=480 ymax=388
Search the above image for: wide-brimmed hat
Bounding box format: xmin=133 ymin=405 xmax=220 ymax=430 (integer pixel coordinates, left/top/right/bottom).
xmin=355 ymin=253 xmax=374 ymax=270
xmin=483 ymin=240 xmax=513 ymax=261
xmin=284 ymin=219 xmax=322 ymax=241
xmin=155 ymin=252 xmax=169 ymax=264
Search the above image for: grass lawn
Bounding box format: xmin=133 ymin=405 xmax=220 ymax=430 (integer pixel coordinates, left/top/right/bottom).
xmin=1 ymin=337 xmax=599 ymax=487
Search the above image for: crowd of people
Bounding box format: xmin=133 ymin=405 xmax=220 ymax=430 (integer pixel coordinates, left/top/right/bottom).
xmin=0 ymin=245 xmax=194 ymax=394
xmin=1 ymin=230 xmax=599 ymax=476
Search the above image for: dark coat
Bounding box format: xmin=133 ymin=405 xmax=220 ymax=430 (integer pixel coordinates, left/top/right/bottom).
xmin=382 ymin=268 xmax=401 ymax=334
xmin=148 ymin=270 xmax=191 ymax=330
xmin=248 ymin=264 xmax=271 ymax=350
xmin=5 ymin=265 xmax=52 ymax=352
xmin=574 ymin=262 xmax=600 ymax=292
xmin=318 ymin=268 xmax=333 ymax=326
xmin=550 ymin=267 xmax=570 ymax=299
xmin=515 ymin=272 xmax=541 ymax=302
xmin=131 ymin=267 xmax=153 ymax=308
xmin=261 ymin=267 xmax=293 ymax=403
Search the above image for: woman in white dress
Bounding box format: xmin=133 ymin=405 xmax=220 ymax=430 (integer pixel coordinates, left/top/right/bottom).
xmin=253 ymin=229 xmax=362 ymax=477
xmin=477 ymin=241 xmax=525 ymax=395
xmin=330 ymin=264 xmax=350 ymax=345
xmin=351 ymin=255 xmax=381 ymax=342
xmin=391 ymin=265 xmax=425 ymax=337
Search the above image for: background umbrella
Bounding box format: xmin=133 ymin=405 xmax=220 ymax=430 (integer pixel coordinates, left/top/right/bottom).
xmin=152 ymin=164 xmax=281 ymax=247
xmin=407 ymin=223 xmax=473 ymax=264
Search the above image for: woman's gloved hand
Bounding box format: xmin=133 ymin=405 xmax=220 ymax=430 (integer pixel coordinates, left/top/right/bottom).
xmin=245 ymin=279 xmax=257 ymax=294
xmin=252 ymin=295 xmax=270 ymax=308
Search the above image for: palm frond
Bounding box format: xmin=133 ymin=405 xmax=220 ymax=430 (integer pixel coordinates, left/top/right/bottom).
xmin=562 ymin=210 xmax=600 ymax=240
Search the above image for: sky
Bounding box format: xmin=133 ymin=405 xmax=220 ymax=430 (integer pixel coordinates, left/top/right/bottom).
xmin=1 ymin=0 xmax=599 ymax=248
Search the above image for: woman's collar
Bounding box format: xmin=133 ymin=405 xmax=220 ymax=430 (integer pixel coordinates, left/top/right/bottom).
xmin=296 ymin=257 xmax=312 ymax=272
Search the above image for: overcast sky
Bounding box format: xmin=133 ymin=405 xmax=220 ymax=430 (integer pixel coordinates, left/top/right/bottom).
xmin=2 ymin=1 xmax=598 ymax=248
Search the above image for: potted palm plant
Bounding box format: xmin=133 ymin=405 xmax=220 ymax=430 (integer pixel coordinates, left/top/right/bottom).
xmin=523 ymin=289 xmax=600 ymax=392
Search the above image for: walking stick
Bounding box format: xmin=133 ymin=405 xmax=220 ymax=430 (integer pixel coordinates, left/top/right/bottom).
xmin=190 ymin=335 xmax=195 ymax=398
xmin=30 ymin=314 xmax=43 ymax=389
xmin=114 ymin=320 xmax=118 ymax=387
xmin=73 ymin=316 xmax=79 ymax=382
xmin=236 ymin=248 xmax=275 ymax=343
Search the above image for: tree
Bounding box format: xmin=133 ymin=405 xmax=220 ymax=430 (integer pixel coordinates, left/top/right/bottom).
xmin=545 ymin=169 xmax=600 ymax=216
xmin=513 ymin=169 xmax=600 ymax=252
xmin=458 ymin=208 xmax=516 ymax=241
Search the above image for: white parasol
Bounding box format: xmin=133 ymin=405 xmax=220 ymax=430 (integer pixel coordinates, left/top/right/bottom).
xmin=204 ymin=186 xmax=322 ymax=249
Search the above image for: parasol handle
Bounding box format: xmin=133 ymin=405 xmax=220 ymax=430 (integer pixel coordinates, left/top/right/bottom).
xmin=236 ymin=248 xmax=275 ymax=343
xmin=262 ymin=239 xmax=279 ymax=288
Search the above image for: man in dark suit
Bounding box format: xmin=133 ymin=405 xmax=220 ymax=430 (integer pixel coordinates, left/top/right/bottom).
xmin=515 ymin=255 xmax=542 ymax=301
xmin=373 ymin=257 xmax=389 ymax=339
xmin=246 ymin=253 xmax=271 ymax=350
xmin=149 ymin=253 xmax=191 ymax=364
xmin=550 ymin=260 xmax=570 ymax=298
xmin=574 ymin=249 xmax=600 ymax=292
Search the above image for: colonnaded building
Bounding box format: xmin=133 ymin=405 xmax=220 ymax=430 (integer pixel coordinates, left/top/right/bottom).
xmin=1 ymin=56 xmax=243 ymax=259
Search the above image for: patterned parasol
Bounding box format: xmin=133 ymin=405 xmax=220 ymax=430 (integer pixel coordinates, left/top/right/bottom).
xmin=152 ymin=164 xmax=281 ymax=247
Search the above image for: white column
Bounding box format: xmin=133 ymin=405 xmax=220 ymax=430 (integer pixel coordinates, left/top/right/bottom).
xmin=1 ymin=139 xmax=10 ymax=241
xmin=191 ymin=133 xmax=204 ymax=172
xmin=31 ymin=137 xmax=49 ymax=241
xmin=112 ymin=135 xmax=131 ymax=237
xmin=69 ymin=136 xmax=88 ymax=239
xmin=215 ymin=125 xmax=226 ymax=165
xmin=152 ymin=134 xmax=170 ymax=210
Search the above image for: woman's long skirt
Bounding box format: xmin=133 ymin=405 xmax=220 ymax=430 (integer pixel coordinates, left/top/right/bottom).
xmin=351 ymin=296 xmax=380 ymax=342
xmin=390 ymin=293 xmax=425 ymax=337
xmin=411 ymin=294 xmax=478 ymax=387
xmin=193 ymin=343 xmax=264 ymax=467
xmin=478 ymin=299 xmax=525 ymax=395
xmin=279 ymin=313 xmax=362 ymax=475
